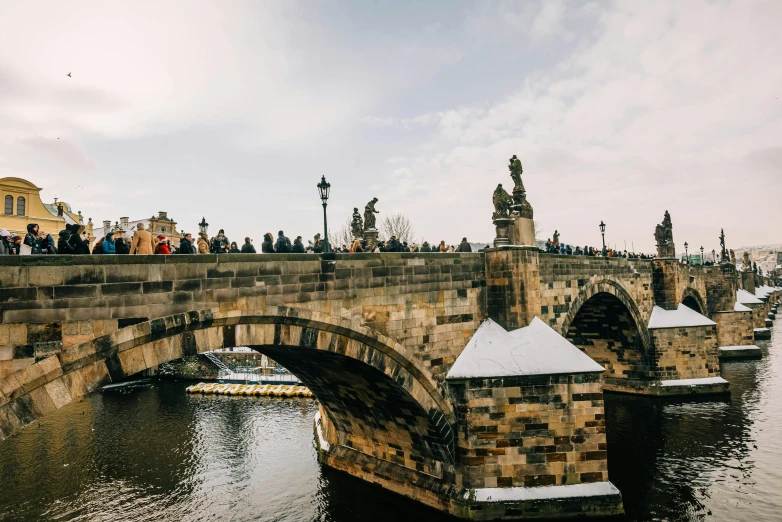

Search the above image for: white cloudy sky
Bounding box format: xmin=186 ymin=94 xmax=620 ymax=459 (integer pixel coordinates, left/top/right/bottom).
xmin=1 ymin=0 xmax=780 ymax=252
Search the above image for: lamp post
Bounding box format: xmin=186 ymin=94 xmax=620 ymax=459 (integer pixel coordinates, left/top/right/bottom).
xmin=684 ymin=242 xmax=689 ymax=263
xmin=199 ymin=217 xmax=209 ymax=236
xmin=317 ymin=175 xmax=331 ymax=253
xmin=599 ymin=221 xmax=606 ymax=256
xmin=700 ymin=246 xmax=704 ymax=265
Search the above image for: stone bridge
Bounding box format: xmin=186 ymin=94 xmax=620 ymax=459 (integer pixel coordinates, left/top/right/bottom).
xmin=0 ymin=252 xmax=778 ymax=520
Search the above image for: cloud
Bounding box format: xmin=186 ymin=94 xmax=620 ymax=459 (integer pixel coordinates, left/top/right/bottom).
xmin=368 ymin=0 xmax=782 ymax=250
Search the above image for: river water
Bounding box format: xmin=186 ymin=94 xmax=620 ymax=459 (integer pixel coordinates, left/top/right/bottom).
xmin=1 ymin=330 xmax=781 ymax=522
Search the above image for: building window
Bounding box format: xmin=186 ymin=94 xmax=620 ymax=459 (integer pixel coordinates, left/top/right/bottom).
xmin=16 ymin=197 xmax=25 ymax=216
xmin=4 ymin=195 xmax=11 ymax=214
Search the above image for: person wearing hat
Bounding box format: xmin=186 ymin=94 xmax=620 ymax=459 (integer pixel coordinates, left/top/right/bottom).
xmin=211 ymin=229 xmax=229 ymax=254
xmin=155 ymin=236 xmax=172 ymax=255
xmin=456 ymin=237 xmax=472 ymax=252
xmin=101 ymin=232 xmax=117 ymax=254
xmin=0 ymin=228 xmax=11 ymax=255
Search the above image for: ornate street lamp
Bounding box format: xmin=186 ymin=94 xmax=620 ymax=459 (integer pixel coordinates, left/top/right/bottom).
xmin=684 ymin=242 xmax=689 ymax=262
xmin=199 ymin=217 xmax=209 ymax=235
xmin=317 ymin=175 xmax=331 ymax=253
xmin=599 ymin=221 xmax=606 ymax=256
xmin=700 ymin=246 xmax=704 ymax=265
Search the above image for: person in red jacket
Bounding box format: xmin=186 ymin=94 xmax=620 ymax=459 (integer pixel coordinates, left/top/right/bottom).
xmin=155 ymin=236 xmax=172 ymax=255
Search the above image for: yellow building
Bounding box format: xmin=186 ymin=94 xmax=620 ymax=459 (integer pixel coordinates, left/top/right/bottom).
xmin=0 ymin=177 xmax=93 ymax=241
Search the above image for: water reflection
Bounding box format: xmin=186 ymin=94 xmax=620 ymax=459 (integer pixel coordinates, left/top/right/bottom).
xmin=0 ymin=331 xmax=781 ymax=521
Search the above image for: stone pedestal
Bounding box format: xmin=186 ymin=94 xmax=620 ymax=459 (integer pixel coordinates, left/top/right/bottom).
xmin=492 ymin=218 xmax=513 ymax=247
xmin=363 ymin=229 xmax=378 ymax=252
xmin=657 ymin=243 xmax=676 ymax=258
xmin=509 ymin=215 xmax=535 ymax=246
xmin=741 ymin=270 xmax=756 ymax=294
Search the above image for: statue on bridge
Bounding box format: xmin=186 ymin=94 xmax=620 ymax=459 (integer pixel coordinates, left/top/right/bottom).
xmin=719 ymin=229 xmax=728 ymax=264
xmin=654 ymin=211 xmax=675 ymax=258
xmin=743 ymin=251 xmax=751 ymax=271
xmin=508 ymin=155 xmax=524 ymax=194
xmin=492 ymin=184 xmax=513 ymax=219
xmin=363 ymin=198 xmax=379 ymax=231
xmin=730 ymin=249 xmax=736 ymax=265
xmin=351 ymin=208 xmax=364 ymax=239
xmin=552 ymin=230 xmax=560 ymax=246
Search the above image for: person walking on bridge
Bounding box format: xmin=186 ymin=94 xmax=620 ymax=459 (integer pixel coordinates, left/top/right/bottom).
xmin=456 ymin=238 xmax=472 ymax=252
xmin=241 ymin=237 xmax=256 ymax=253
xmin=130 ymin=223 xmax=157 ymax=255
xmin=275 ymin=231 xmax=291 ymax=253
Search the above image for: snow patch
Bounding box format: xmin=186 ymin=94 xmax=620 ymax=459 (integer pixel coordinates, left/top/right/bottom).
xmin=734 ymin=302 xmax=752 ymax=312
xmin=755 ymin=328 xmax=770 ymax=333
xmin=720 ymin=345 xmax=761 ymax=351
xmin=660 ymin=377 xmax=728 ymax=387
xmin=470 ymin=481 xmax=621 ymax=503
xmin=648 ymin=304 xmax=716 ymax=329
xmin=314 ymin=410 xmax=330 ymax=451
xmin=446 ymin=317 xmax=604 ymax=379
xmin=737 ymin=289 xmax=763 ymax=305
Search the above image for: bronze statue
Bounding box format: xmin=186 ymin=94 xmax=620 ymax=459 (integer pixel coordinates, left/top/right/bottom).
xmin=654 ymin=224 xmax=665 ymax=248
xmin=662 ymin=211 xmax=673 ymax=243
xmin=492 ymin=184 xmax=513 ymax=219
xmin=508 ymin=155 xmax=524 ymax=192
xmin=364 ymin=198 xmax=379 ymax=230
xmin=654 ymin=211 xmax=675 ymax=257
xmin=351 ymin=208 xmax=363 ymax=238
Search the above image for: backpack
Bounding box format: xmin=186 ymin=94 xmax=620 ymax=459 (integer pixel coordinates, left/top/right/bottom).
xmin=276 ymin=236 xmax=291 ymax=253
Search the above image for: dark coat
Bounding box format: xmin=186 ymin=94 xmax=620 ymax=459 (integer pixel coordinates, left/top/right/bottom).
xmin=115 ymin=237 xmax=130 ymax=255
xmin=24 ymin=224 xmax=44 ymax=254
xmin=275 ymin=235 xmax=291 ymax=253
xmin=261 ymin=240 xmax=274 ymax=253
xmin=456 ymin=240 xmax=472 ymax=253
xmin=178 ymin=237 xmax=196 ymax=254
xmin=420 ymin=243 xmax=432 ymax=252
xmin=58 ymin=228 xmax=72 ymax=253
xmin=386 ymin=239 xmax=403 ymax=252
xmin=241 ymin=242 xmax=256 ymax=253
xmin=291 ymin=239 xmax=305 ymax=253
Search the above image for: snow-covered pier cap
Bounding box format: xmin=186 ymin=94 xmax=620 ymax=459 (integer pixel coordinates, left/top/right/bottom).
xmin=648 ymin=304 xmax=716 ymax=330
xmin=447 ymin=317 xmax=604 ymax=380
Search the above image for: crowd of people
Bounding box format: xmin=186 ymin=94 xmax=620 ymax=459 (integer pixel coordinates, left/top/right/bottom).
xmin=0 ymin=223 xmax=715 ymax=266
xmin=542 ymin=237 xmax=656 ymax=259
xmin=0 ymin=222 xmax=477 ymax=256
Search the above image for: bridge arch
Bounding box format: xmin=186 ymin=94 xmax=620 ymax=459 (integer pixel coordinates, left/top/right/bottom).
xmin=681 ymin=287 xmax=706 ymax=315
xmin=561 ymin=279 xmax=651 ymax=384
xmin=0 ymin=307 xmax=456 ymax=479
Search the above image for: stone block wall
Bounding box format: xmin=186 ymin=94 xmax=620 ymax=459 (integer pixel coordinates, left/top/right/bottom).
xmin=649 ymin=325 xmax=720 ymax=381
xmin=485 ymin=247 xmax=541 ymax=331
xmin=448 ymin=373 xmax=608 ymax=490
xmin=745 ymin=303 xmax=768 ymax=329
xmin=537 ymin=255 xmax=654 ymax=335
xmin=0 ymin=254 xmax=486 ymax=387
xmin=713 ymin=311 xmax=754 ymax=347
xmin=702 ymin=264 xmax=738 ymax=315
